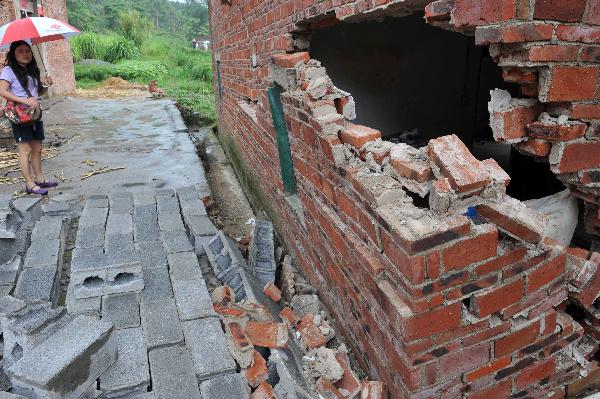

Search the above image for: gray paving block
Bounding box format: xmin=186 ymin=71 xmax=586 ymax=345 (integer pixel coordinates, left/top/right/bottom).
xmin=155 ymin=189 xmax=176 ymax=198
xmin=0 ymin=295 xmax=26 ymax=317
xmin=101 ymin=292 xmax=140 ymax=329
xmin=133 ymin=192 xmax=155 ymax=207
xmin=13 ymin=266 xmax=59 ymax=305
xmin=106 ymin=213 xmax=133 ymax=236
xmin=70 ymin=246 xmax=106 ymax=273
xmin=199 ymin=373 xmax=249 ymax=399
xmin=84 ymin=198 xmax=109 ymax=209
xmin=79 ymin=207 xmax=108 ymax=229
xmin=31 ymin=217 xmax=65 ymax=242
xmin=23 ymin=239 xmax=62 ymax=269
xmin=135 ymin=242 xmax=167 ymax=269
xmin=0 ymin=285 xmax=13 ymax=296
xmin=185 ymin=215 xmax=216 ymax=238
xmin=156 ymin=195 xmax=180 ymax=213
xmin=180 ymin=200 xmax=207 ymax=218
xmin=140 ymin=265 xmax=172 ymax=302
xmin=7 ymin=315 xmax=117 ymax=399
xmin=160 ymin=230 xmax=193 ymax=254
xmin=167 ymin=251 xmax=203 ymax=282
xmin=0 ymin=256 xmax=21 ymax=286
xmin=41 ymin=201 xmax=70 ymax=216
xmin=134 ymin=205 xmax=157 ymax=223
xmin=171 ymin=279 xmax=215 ymax=321
xmin=75 ymin=227 xmax=105 ymax=249
xmin=108 ymin=196 xmax=133 ymax=215
xmin=193 ymin=235 xmax=213 ymax=256
xmin=109 ymin=191 xmax=133 ymax=200
xmin=148 ymin=345 xmax=201 ymax=399
xmin=99 ymin=327 xmax=149 ymax=398
xmin=182 ymin=317 xmax=236 ymax=381
xmin=140 ymin=297 xmax=183 ymax=349
xmin=105 ymin=233 xmax=135 ymax=256
xmin=134 ymin=222 xmax=160 ymax=243
xmin=157 ymin=212 xmax=185 ymax=232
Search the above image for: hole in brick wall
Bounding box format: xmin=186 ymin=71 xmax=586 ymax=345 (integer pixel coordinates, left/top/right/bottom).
xmin=565 ymin=301 xmax=588 ymax=324
xmin=309 ymin=12 xmax=520 ymax=150
xmin=402 ymin=188 xmax=429 ymax=209
xmin=572 ymin=199 xmax=597 ymax=251
xmin=505 ymin=148 xmax=565 ymax=201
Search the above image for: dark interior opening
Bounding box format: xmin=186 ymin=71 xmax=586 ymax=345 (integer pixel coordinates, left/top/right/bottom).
xmin=310 ymin=12 xmax=520 ymax=149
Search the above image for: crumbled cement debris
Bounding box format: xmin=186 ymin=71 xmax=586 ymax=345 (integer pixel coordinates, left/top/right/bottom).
xmin=303 ymin=347 xmax=344 ymax=382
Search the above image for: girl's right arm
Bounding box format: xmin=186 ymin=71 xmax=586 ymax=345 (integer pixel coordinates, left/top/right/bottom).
xmin=0 ymin=81 xmax=38 ymax=106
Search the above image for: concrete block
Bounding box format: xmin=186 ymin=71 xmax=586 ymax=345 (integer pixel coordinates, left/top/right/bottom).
xmin=72 ymin=261 xmax=143 ymax=300
xmin=101 ymin=292 xmax=140 ymax=329
xmin=79 ymin=207 xmax=108 ymax=229
xmin=99 ymin=327 xmax=150 ymax=398
xmin=75 ymin=227 xmax=105 ymax=250
xmin=148 ymin=345 xmax=201 ymax=399
xmin=0 ymin=285 xmax=13 ymax=296
xmin=160 ymin=230 xmax=193 ymax=254
xmin=0 ymin=256 xmax=21 ymax=286
xmin=185 ymin=215 xmax=216 ymax=237
xmin=66 ymin=285 xmax=101 ymax=316
xmin=108 ymin=196 xmax=133 ymax=215
xmin=12 ymin=197 xmax=42 ymax=230
xmin=155 ymin=189 xmax=176 ymax=198
xmin=182 ymin=317 xmax=236 ymax=381
xmin=84 ymin=198 xmax=108 ymax=209
xmin=23 ymin=239 xmax=62 ymax=269
xmin=30 ymin=217 xmax=65 ymax=242
xmin=13 ymin=266 xmax=59 ymax=305
xmin=180 ymin=200 xmax=207 ymax=218
xmin=157 ymin=211 xmax=185 ymax=232
xmin=133 ymin=221 xmax=160 ymax=243
xmin=133 ymin=204 xmax=157 ymax=223
xmin=193 ymin=235 xmax=213 ymax=256
xmin=105 ymin=233 xmax=135 ymax=257
xmin=199 ymin=373 xmax=249 ymax=399
xmin=140 ymin=297 xmax=183 ymax=349
xmin=167 ymin=251 xmax=203 ymax=282
xmin=167 ymin=103 xmax=188 ymax=133
xmin=7 ymin=315 xmax=117 ymax=399
xmin=134 ymin=242 xmax=167 ymax=269
xmin=172 ymin=279 xmax=216 ymax=321
xmin=0 ymin=295 xmax=25 ymax=317
xmin=41 ymin=201 xmax=70 ymax=216
xmin=140 ymin=265 xmax=173 ymax=302
xmin=106 ymin=214 xmax=133 ymax=236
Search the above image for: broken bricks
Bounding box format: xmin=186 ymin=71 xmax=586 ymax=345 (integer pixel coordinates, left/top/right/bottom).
xmin=244 ymin=321 xmax=288 ymax=348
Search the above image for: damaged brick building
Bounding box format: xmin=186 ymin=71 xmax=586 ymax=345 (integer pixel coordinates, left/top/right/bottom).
xmin=209 ymin=0 xmax=600 ymax=397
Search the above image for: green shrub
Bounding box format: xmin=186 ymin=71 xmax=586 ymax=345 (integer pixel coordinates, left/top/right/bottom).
xmin=71 ymin=33 xmax=139 ymax=63
xmin=115 ymin=60 xmax=168 ymax=82
xmin=118 ymin=10 xmax=153 ymax=47
xmin=74 ymin=63 xmax=116 ymax=81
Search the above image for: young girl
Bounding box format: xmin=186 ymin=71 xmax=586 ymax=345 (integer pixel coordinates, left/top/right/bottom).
xmin=0 ymin=40 xmax=56 ymax=195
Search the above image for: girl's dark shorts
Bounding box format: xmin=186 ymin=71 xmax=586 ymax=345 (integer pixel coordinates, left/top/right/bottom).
xmin=11 ymin=121 xmax=44 ymax=143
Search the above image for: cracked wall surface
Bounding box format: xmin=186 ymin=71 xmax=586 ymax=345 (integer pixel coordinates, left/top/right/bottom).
xmin=209 ymin=0 xmax=600 ymax=397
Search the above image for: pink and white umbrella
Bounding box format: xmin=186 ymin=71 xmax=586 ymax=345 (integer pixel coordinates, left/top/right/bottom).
xmin=0 ymin=17 xmax=80 ymax=49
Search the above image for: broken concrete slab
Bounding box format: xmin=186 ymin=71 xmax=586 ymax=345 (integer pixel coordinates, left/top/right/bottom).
xmin=148 ymin=345 xmax=201 ymax=399
xmin=13 ymin=266 xmax=59 ymax=305
xmin=182 ymin=317 xmax=237 ymax=380
xmin=99 ymin=327 xmax=150 ymax=398
xmin=0 ymin=256 xmax=21 ymax=287
xmin=249 ymin=220 xmax=277 ymax=286
xmin=7 ymin=315 xmax=117 ymax=399
xmin=23 ymin=239 xmax=62 ymax=270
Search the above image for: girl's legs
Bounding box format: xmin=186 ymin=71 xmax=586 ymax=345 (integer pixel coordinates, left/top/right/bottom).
xmin=29 ymin=139 xmax=44 ymax=183
xmin=16 ymin=141 xmax=36 ymax=189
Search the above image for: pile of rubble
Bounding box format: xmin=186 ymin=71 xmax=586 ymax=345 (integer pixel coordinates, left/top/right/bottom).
xmin=203 ymin=218 xmax=387 ymax=398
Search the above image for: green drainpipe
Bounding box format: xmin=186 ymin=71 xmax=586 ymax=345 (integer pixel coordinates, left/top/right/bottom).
xmin=267 ymin=85 xmax=297 ymax=195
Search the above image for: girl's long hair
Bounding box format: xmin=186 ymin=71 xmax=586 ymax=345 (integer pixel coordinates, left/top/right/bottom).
xmin=4 ymin=41 xmax=43 ymax=95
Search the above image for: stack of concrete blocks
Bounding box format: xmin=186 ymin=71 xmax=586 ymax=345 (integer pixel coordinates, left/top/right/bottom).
xmin=13 ymin=215 xmax=67 ymax=306
xmin=68 ymin=194 xmax=144 ymax=311
xmin=177 ymin=186 xmax=217 ymax=256
xmin=0 ymin=296 xmax=118 ymax=399
xmin=248 ymin=220 xmax=277 ymax=286
xmin=204 ymin=231 xmax=257 ymax=302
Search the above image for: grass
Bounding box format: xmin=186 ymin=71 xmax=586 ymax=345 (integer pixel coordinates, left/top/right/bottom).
xmin=72 ymin=34 xmax=216 ymax=124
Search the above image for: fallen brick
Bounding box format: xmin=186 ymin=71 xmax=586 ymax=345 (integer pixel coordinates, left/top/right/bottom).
xmin=251 ymin=382 xmax=277 ymax=399
xmin=298 ymin=313 xmax=328 ymax=350
xmin=244 ymin=321 xmax=288 ymax=348
xmin=213 ymin=303 xmax=247 ymax=319
xmin=272 ymin=52 xmax=310 ymax=68
xmin=316 ymin=377 xmax=346 ymax=399
xmin=477 ymin=196 xmax=548 ymax=244
xmin=488 ymin=90 xmax=542 ymax=142
xmin=263 ymin=281 xmax=282 ymax=302
xmin=361 ymin=381 xmax=386 ymax=399
xmin=528 ymin=120 xmax=588 ymax=142
xmin=334 ymin=351 xmax=361 ymax=398
xmin=572 ymin=253 xmax=600 ymax=307
xmin=245 ymin=350 xmax=268 ymax=388
xmin=389 ymin=144 xmax=432 ymax=182
xmin=279 ymin=307 xmax=300 ymax=328
xmin=482 ymin=159 xmax=511 ymax=187
xmin=226 ymin=321 xmax=254 ymax=368
xmin=339 ymin=123 xmax=382 ymax=149
xmin=211 ymin=285 xmax=235 ymax=305
xmin=428 ymin=134 xmax=490 ymax=193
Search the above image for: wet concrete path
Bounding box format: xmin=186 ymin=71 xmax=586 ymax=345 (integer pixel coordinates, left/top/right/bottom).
xmin=0 ymin=97 xmax=207 ymax=197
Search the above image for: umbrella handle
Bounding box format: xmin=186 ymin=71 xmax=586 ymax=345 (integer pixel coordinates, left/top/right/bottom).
xmin=35 ymin=43 xmax=49 ymax=79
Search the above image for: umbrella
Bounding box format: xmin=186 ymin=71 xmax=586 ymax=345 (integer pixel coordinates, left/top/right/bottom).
xmin=0 ymin=17 xmax=80 ymax=49
xmin=0 ymin=17 xmax=80 ymax=73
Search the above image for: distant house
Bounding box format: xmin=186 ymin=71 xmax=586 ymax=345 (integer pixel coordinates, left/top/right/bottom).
xmin=0 ymin=0 xmax=75 ymax=95
xmin=194 ymin=34 xmax=211 ymax=51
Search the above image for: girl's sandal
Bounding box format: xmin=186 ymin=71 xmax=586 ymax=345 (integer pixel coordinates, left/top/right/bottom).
xmin=26 ymin=185 xmax=48 ymax=195
xmin=35 ymin=180 xmax=58 ymax=188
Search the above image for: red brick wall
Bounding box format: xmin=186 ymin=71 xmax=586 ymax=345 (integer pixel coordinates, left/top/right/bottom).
xmin=209 ymin=1 xmax=600 ymax=397
xmin=0 ymin=0 xmax=75 ymax=95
